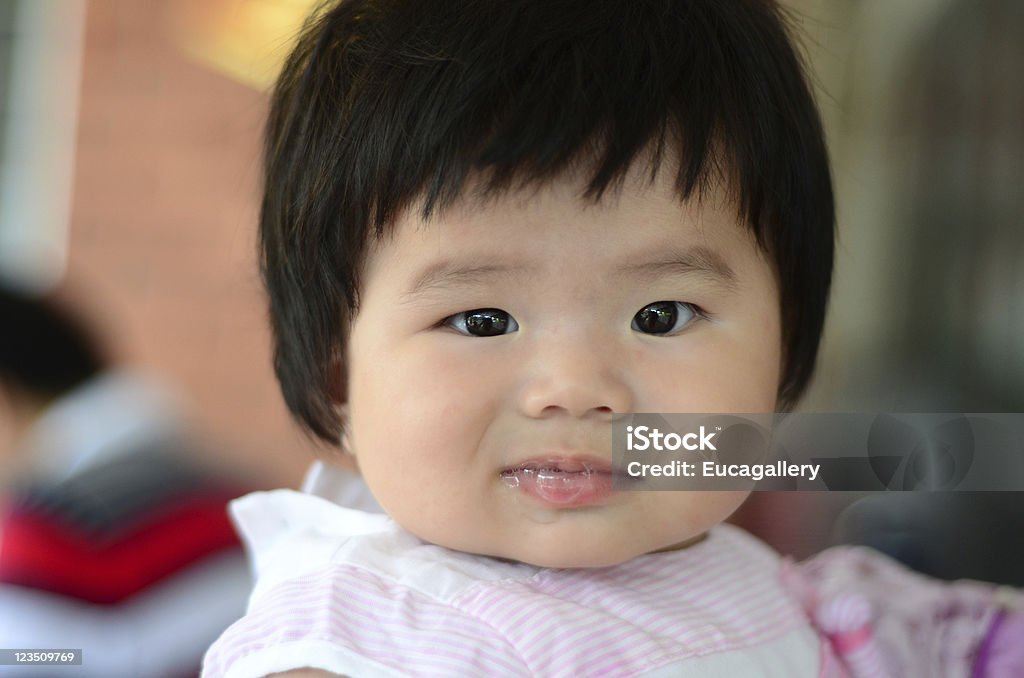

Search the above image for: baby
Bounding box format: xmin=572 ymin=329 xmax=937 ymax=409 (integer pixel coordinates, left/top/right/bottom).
xmin=203 ymin=0 xmax=1021 ymax=676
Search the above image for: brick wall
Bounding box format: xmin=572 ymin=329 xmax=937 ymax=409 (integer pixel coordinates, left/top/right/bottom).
xmin=67 ymin=0 xmax=315 ymax=486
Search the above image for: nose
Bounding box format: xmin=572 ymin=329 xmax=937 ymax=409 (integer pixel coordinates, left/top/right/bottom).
xmin=517 ymin=334 xmax=634 ymax=420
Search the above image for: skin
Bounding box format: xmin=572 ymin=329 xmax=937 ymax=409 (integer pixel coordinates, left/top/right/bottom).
xmin=342 ymin=162 xmax=783 ymax=570
xmin=0 ymin=386 xmax=47 ymax=483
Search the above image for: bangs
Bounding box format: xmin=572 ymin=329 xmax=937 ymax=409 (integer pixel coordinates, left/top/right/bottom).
xmin=271 ymin=0 xmax=817 ymax=235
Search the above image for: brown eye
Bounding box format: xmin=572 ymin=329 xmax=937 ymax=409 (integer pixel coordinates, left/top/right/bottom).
xmin=631 ymin=301 xmax=698 ymax=335
xmin=445 ymin=308 xmax=519 ymax=336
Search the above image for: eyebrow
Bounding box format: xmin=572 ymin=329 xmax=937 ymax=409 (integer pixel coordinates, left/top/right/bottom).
xmin=618 ymin=246 xmax=739 ymax=291
xmin=403 ymin=262 xmax=535 ymax=301
xmin=402 ymin=246 xmax=739 ymax=302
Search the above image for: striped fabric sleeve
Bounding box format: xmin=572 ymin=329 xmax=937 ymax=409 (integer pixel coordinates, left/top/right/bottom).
xmin=202 ymin=563 xmax=530 ymax=678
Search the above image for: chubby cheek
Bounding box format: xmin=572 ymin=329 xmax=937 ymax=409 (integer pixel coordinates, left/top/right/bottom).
xmin=358 ymin=343 xmax=497 ymax=433
xmin=697 ymin=347 xmax=780 ymax=412
xmin=639 ymin=491 xmax=748 ymax=556
xmin=682 ymin=491 xmax=749 ymax=528
xmin=634 ymin=341 xmax=780 ymax=414
xmin=346 ymin=338 xmax=501 ymax=500
xmin=696 ymin=321 xmax=782 ymax=413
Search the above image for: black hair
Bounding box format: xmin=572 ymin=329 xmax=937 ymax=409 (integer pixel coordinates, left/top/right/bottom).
xmin=261 ymin=0 xmax=835 ymax=444
xmin=0 ymin=286 xmax=106 ymax=401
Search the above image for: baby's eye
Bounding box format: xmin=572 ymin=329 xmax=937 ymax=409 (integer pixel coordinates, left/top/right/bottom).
xmin=631 ymin=301 xmax=701 ymax=335
xmin=444 ymin=308 xmax=519 ymax=337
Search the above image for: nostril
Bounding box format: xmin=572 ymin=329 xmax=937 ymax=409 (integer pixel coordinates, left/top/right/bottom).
xmin=520 ymin=372 xmax=633 ymax=420
xmin=538 ymin=404 xmax=614 ymax=419
xmin=539 ymin=404 xmax=569 ymax=418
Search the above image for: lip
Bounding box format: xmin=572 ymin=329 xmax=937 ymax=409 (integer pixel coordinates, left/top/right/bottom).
xmin=500 ymin=456 xmax=616 ymax=508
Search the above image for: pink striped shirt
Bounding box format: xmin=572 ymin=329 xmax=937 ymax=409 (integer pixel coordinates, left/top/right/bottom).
xmin=202 ymin=489 xmax=825 ymax=677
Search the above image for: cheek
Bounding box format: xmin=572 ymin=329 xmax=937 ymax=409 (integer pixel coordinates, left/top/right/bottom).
xmin=347 ymin=339 xmax=502 ymax=455
xmin=634 ymin=334 xmax=780 ymax=413
xmin=703 ymin=343 xmax=780 ymax=411
xmin=664 ymin=490 xmax=749 ymax=537
xmin=706 ymin=291 xmax=783 ymax=411
xmin=345 ymin=341 xmax=503 ymax=532
xmin=690 ymin=490 xmax=749 ymax=523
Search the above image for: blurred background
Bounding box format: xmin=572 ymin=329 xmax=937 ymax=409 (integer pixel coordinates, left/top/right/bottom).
xmin=0 ymin=0 xmax=1021 ymax=559
xmin=0 ymin=0 xmax=317 ymax=488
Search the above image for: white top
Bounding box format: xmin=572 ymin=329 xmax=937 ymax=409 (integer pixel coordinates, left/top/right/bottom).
xmin=204 ymin=465 xmax=829 ymax=677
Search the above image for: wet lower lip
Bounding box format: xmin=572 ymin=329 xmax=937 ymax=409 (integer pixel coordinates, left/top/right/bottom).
xmin=500 ymin=465 xmax=615 ymax=508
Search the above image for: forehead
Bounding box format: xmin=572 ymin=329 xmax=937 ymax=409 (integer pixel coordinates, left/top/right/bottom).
xmin=363 ymin=165 xmax=763 ymax=284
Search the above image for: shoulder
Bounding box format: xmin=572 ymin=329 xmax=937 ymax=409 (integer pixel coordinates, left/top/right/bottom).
xmin=202 ymin=501 xmax=535 ymax=678
xmin=202 ymin=560 xmax=530 ymax=676
xmin=229 ymin=486 xmax=537 ymax=601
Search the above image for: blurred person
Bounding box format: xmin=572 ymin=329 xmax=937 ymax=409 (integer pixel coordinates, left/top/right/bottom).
xmin=0 ymin=282 xmax=253 ymax=677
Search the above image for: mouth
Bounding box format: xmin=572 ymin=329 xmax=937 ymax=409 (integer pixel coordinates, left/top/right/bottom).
xmin=500 ymin=457 xmax=616 ymax=507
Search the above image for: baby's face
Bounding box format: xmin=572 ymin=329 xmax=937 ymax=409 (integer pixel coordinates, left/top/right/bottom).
xmin=346 ymin=167 xmax=781 ymax=567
